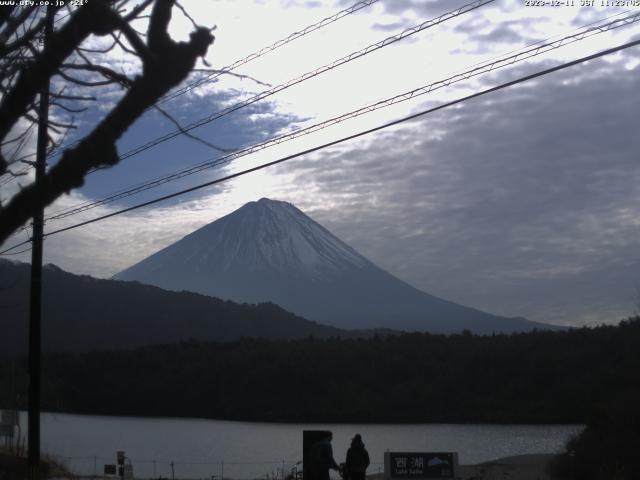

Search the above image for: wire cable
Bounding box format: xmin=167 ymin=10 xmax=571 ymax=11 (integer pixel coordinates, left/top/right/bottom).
xmin=156 ymin=0 xmax=381 ymax=106
xmin=110 ymin=0 xmax=494 ymax=164
xmin=43 ymin=0 xmax=497 ymax=218
xmin=3 ymin=0 xmax=489 ymax=200
xmin=0 ymin=246 xmax=34 ymax=256
xmin=41 ymin=0 xmax=381 ymax=162
xmin=0 ymin=165 xmax=32 ymax=187
xmin=43 ymin=10 xmax=640 ymax=222
xmin=0 ymin=0 xmax=380 ymax=187
xmin=2 ymin=35 xmax=637 ymax=256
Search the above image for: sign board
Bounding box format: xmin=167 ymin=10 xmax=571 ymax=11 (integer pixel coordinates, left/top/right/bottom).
xmin=104 ymin=464 xmax=117 ymax=475
xmin=123 ymin=463 xmax=134 ymax=480
xmin=1 ymin=410 xmax=18 ymax=426
xmin=117 ymin=451 xmax=125 ymax=465
xmin=384 ymin=452 xmax=458 ymax=479
xmin=0 ymin=424 xmax=14 ymax=438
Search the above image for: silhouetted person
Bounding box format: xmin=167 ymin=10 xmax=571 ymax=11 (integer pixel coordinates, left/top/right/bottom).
xmin=344 ymin=434 xmax=369 ymax=480
xmin=309 ymin=431 xmax=340 ymax=480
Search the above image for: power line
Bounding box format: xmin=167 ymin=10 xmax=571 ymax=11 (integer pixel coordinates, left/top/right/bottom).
xmin=2 ymin=36 xmax=637 ymax=256
xmin=156 ymin=0 xmax=381 ymax=106
xmin=0 ymin=165 xmax=32 ymax=187
xmin=1 ymin=0 xmax=381 ymax=187
xmin=2 ymin=0 xmax=488 ymax=201
xmin=0 ymin=246 xmax=33 ymax=256
xmin=92 ymin=0 xmax=495 ymax=167
xmin=44 ymin=0 xmax=496 ymax=218
xmin=463 ymin=8 xmax=635 ymax=73
xmin=40 ymin=0 xmax=381 ymax=163
xmin=43 ymin=11 xmax=640 ymax=222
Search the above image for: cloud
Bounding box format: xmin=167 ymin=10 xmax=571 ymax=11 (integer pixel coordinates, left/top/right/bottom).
xmin=9 ymin=65 xmax=637 ymax=326
xmin=377 ymin=0 xmax=454 ymax=17
xmin=371 ymin=21 xmax=410 ymax=32
xmin=279 ymin=0 xmax=323 ymax=8
xmin=453 ymin=18 xmax=540 ymax=53
xmin=266 ymin=55 xmax=640 ymax=326
xmin=67 ymin=86 xmax=305 ymax=205
xmin=5 ymin=0 xmax=638 ymax=330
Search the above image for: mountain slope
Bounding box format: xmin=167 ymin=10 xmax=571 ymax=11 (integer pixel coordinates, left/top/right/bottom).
xmin=115 ymin=198 xmax=559 ymax=334
xmin=0 ymin=259 xmax=343 ymax=354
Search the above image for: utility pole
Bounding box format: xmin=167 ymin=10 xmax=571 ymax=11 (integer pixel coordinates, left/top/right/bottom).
xmin=28 ymin=6 xmax=53 ymax=480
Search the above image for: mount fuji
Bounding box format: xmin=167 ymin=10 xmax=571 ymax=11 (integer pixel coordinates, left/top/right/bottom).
xmin=115 ymin=198 xmax=558 ymax=334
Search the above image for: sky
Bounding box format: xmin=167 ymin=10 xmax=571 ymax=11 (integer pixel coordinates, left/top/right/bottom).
xmin=1 ymin=0 xmax=639 ymax=327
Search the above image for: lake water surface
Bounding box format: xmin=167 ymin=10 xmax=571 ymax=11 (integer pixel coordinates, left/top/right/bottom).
xmin=19 ymin=412 xmax=582 ymax=479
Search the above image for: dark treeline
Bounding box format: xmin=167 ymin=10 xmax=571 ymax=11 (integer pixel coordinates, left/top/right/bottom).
xmin=1 ymin=318 xmax=639 ymax=424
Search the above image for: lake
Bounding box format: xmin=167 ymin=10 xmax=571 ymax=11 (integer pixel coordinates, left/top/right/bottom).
xmin=17 ymin=412 xmax=582 ymax=479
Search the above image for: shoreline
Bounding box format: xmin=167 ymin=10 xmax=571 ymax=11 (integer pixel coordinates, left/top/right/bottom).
xmin=3 ymin=407 xmax=586 ymax=427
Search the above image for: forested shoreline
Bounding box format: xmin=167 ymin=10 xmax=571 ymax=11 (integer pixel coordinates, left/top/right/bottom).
xmin=1 ymin=318 xmax=638 ymax=424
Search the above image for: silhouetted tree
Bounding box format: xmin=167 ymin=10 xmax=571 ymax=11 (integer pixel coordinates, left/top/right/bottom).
xmin=0 ymin=0 xmax=214 ymax=243
xmin=2 ymin=317 xmax=639 ymax=424
xmin=549 ymin=396 xmax=640 ymax=480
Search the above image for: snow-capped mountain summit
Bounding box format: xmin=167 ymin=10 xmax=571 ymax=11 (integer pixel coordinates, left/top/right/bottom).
xmin=115 ymin=198 xmax=559 ymax=334
xmin=202 ymin=198 xmax=371 ymax=277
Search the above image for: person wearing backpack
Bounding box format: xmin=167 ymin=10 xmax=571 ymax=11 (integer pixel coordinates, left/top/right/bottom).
xmin=344 ymin=434 xmax=370 ymax=480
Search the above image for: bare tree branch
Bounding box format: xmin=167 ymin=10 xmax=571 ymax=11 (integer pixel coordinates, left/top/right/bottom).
xmin=109 ymin=31 xmax=138 ymax=56
xmin=0 ymin=0 xmax=214 ymax=242
xmin=7 ymin=127 xmax=35 ymax=164
xmin=192 ymin=68 xmax=272 ymax=88
xmin=0 ymin=1 xmax=122 ymax=175
xmin=49 ymin=93 xmax=96 ymax=101
xmin=47 ymin=118 xmax=76 ymax=130
xmin=122 ymin=0 xmax=155 ymax=22
xmin=0 ymin=5 xmax=17 ymax=33
xmin=62 ymin=62 xmax=132 ymax=87
xmin=58 ymin=69 xmax=120 ymax=87
xmin=153 ymin=105 xmax=235 ymax=153
xmin=51 ymin=101 xmax=88 ymax=114
xmin=0 ymin=5 xmax=38 ymax=48
xmin=112 ymin=16 xmax=151 ymax=61
xmin=0 ymin=15 xmax=46 ymax=57
xmin=1 ymin=124 xmax=34 ymax=147
xmin=175 ymin=1 xmax=199 ymax=30
xmin=78 ymin=39 xmax=119 ymax=54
